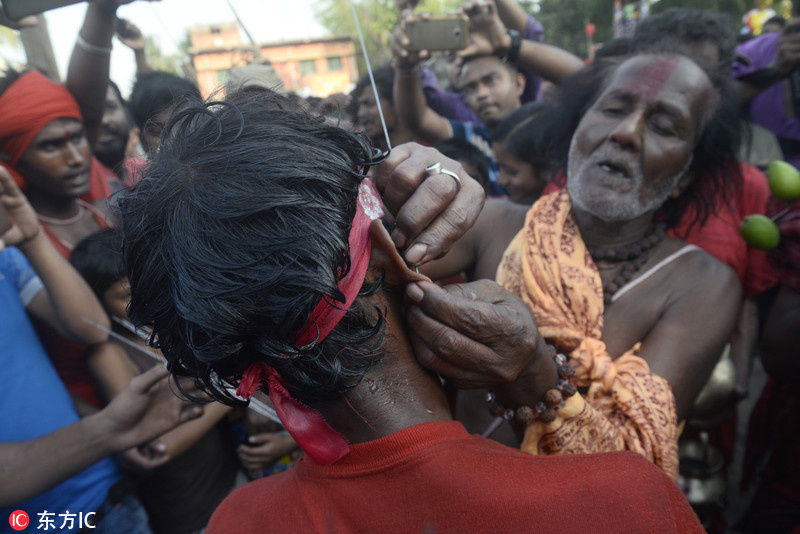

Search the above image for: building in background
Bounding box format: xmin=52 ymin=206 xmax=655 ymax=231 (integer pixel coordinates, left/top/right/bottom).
xmin=188 ymin=22 xmax=358 ymax=98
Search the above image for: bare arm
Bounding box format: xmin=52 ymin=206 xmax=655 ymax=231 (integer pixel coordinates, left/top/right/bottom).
xmin=391 ymin=12 xmax=454 ymax=144
xmin=0 ymin=168 xmax=110 ymax=344
xmin=493 ymin=0 xmax=528 ymax=34
xmin=638 ymin=254 xmax=742 ymax=420
xmin=0 ymin=366 xmax=202 ymax=507
xmin=459 ymin=0 xmax=583 ymax=84
xmin=116 ymin=18 xmax=150 ymax=75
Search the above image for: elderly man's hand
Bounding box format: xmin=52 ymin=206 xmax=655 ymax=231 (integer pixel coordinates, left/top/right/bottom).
xmin=372 ymin=143 xmax=484 ymax=266
xmin=404 ymin=280 xmax=541 ymax=389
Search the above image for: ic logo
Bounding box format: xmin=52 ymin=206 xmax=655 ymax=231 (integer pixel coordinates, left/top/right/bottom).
xmin=9 ymin=510 xmax=29 ymax=530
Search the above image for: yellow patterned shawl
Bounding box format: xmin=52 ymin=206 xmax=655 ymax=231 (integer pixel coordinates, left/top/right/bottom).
xmin=496 ymin=190 xmax=679 ymax=481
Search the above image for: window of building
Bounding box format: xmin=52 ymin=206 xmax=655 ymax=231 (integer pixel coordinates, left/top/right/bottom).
xmin=327 ymin=57 xmax=343 ymax=71
xmin=299 ymin=60 xmax=317 ymax=75
xmin=210 ymin=26 xmax=221 ymax=34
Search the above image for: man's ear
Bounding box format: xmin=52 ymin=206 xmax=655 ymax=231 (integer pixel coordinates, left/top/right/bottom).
xmin=515 ymin=71 xmax=526 ymax=99
xmin=368 ymin=220 xmax=430 ymax=286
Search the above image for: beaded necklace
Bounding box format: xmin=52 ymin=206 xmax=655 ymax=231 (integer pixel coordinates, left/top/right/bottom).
xmin=587 ymin=223 xmax=666 ymax=305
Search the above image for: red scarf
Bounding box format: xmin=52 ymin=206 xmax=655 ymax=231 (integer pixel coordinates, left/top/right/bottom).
xmin=0 ymin=71 xmax=83 ymax=189
xmin=238 ymin=178 xmax=384 ymax=465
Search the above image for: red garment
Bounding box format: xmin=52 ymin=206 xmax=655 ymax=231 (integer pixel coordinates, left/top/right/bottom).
xmin=541 ymin=163 xmax=778 ymax=296
xmin=37 ymin=200 xmax=110 ymax=408
xmin=669 ymin=163 xmax=777 ymax=297
xmin=82 ymin=157 xmax=123 ymax=203
xmin=208 ymin=421 xmax=703 ymax=534
xmin=0 ymin=71 xmax=82 ymax=189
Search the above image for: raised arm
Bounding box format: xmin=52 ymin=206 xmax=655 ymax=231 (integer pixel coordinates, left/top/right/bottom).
xmin=67 ymin=1 xmax=139 ymax=146
xmin=116 ymin=18 xmax=150 ymax=76
xmin=391 ymin=12 xmax=455 ymax=143
xmin=459 ymin=0 xmax=583 ymax=84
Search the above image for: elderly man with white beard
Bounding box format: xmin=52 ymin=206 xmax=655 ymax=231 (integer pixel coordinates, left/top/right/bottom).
xmin=404 ymin=52 xmax=743 ymax=480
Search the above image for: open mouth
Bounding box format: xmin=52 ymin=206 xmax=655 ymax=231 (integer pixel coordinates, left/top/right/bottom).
xmin=597 ymin=160 xmax=632 ymax=179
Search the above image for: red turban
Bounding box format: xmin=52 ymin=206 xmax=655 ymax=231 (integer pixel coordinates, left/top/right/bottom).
xmin=0 ymin=71 xmax=83 ymax=189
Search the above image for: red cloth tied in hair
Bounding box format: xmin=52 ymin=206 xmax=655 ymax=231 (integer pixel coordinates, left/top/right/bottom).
xmin=0 ymin=71 xmax=83 ymax=189
xmin=237 ymin=177 xmax=384 ymax=465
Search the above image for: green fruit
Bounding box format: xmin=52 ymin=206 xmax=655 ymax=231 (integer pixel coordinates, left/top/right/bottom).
xmin=740 ymin=214 xmax=780 ymax=250
xmin=767 ymin=161 xmax=800 ymax=201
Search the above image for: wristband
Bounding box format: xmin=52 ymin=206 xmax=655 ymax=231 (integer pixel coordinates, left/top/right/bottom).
xmin=502 ymin=29 xmax=522 ymax=64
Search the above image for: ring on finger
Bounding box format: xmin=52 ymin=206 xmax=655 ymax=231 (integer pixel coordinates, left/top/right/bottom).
xmin=425 ymin=162 xmax=462 ymax=192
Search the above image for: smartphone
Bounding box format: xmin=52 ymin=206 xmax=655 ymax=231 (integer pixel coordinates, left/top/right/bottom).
xmin=0 ymin=208 xmax=11 ymax=237
xmin=405 ymin=16 xmax=469 ymax=52
xmin=115 ymin=17 xmax=136 ymax=40
xmin=2 ymin=0 xmax=84 ymax=21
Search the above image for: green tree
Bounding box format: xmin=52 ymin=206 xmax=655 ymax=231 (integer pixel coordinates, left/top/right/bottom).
xmin=314 ymin=0 xmax=461 ymax=76
xmin=534 ymin=0 xmax=750 ymax=58
xmin=145 ymin=35 xmax=183 ymax=77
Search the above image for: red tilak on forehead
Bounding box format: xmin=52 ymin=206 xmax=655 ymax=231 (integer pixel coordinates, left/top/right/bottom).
xmin=621 ymin=56 xmax=680 ymax=100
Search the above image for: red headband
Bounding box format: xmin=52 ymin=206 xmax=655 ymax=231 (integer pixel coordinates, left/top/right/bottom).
xmin=238 ymin=178 xmax=384 ymax=465
xmin=0 ymin=71 xmax=83 ymax=189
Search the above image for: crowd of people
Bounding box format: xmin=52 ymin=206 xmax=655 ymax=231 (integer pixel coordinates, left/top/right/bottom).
xmin=1 ymin=0 xmax=799 ymax=532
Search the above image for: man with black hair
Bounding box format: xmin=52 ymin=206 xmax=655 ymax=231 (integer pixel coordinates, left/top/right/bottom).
xmin=117 ymin=87 xmax=702 ymax=533
xmin=93 ymin=81 xmax=132 ymax=183
xmin=128 ymin=71 xmax=201 ymax=154
xmin=391 ymin=0 xmax=582 ymax=192
xmin=350 ymin=66 xmax=417 ymax=152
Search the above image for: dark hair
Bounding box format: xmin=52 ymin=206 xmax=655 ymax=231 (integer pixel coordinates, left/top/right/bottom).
xmin=631 ymin=8 xmax=737 ymax=70
xmin=434 ymin=137 xmax=490 ymax=192
xmin=544 ymin=53 xmax=742 ymax=229
xmin=349 ymin=65 xmax=395 ymax=120
xmin=764 ymin=16 xmax=786 ymax=29
xmin=593 ymin=38 xmax=632 ymax=60
xmin=117 ymin=87 xmax=385 ymax=406
xmin=128 ymin=71 xmax=201 ymax=130
xmin=70 ymin=228 xmax=125 ymax=301
xmin=108 ymin=79 xmax=125 ymax=107
xmin=492 ymin=101 xmax=552 ymax=171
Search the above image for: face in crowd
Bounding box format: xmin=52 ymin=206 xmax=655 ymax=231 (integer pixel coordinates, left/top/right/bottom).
xmin=17 ymin=117 xmax=92 ymax=199
xmin=459 ymin=56 xmax=525 ymax=130
xmin=566 ymin=54 xmax=714 ymax=222
xmin=494 ymin=141 xmax=549 ymax=203
xmin=94 ymin=86 xmax=130 ymax=168
xmin=354 ymin=87 xmax=398 ymax=143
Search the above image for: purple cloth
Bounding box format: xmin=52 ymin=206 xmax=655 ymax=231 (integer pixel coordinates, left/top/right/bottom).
xmin=733 ymin=32 xmax=800 ymax=170
xmin=420 ymin=14 xmax=544 ymax=125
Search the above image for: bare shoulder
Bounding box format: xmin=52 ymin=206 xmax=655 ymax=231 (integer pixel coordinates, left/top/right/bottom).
xmin=474 ymin=198 xmax=529 ymax=236
xmin=663 ymin=239 xmax=741 ymax=301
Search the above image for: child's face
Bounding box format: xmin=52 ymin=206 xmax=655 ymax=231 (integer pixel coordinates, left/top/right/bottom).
xmin=103 ymin=277 xmax=132 ymax=321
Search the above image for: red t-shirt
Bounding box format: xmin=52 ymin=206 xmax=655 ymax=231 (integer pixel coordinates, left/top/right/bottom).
xmin=208 ymin=421 xmax=702 ymax=534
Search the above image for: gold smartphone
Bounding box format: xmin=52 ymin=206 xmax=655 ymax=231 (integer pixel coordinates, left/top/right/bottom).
xmin=405 ymin=16 xmax=469 ymax=52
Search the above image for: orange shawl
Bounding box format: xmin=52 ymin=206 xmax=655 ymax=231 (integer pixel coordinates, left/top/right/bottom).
xmin=497 ymin=190 xmax=679 ymax=480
